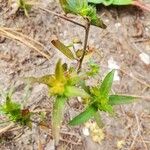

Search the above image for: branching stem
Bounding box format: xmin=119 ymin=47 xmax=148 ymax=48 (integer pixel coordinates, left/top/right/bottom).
xmin=39 ymin=7 xmax=91 ymax=72
xmin=39 ymin=7 xmax=86 ymax=29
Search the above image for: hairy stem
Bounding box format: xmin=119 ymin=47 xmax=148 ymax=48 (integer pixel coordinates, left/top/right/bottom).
xmin=77 ymin=20 xmax=90 ymax=73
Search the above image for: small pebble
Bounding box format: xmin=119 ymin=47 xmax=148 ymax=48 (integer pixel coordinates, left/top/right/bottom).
xmin=139 ymin=52 xmax=150 ymax=65
xmin=82 ymin=127 xmax=90 ymax=136
xmin=108 ymin=57 xmax=120 ymax=81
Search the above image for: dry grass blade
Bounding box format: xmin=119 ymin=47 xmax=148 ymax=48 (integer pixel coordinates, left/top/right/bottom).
xmin=0 ymin=122 xmax=15 ymax=135
xmin=0 ymin=27 xmax=50 ymax=60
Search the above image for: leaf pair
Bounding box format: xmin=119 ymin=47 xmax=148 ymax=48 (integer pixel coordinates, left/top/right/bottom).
xmin=69 ymin=70 xmax=136 ymax=126
xmin=59 ymin=0 xmax=106 ymax=28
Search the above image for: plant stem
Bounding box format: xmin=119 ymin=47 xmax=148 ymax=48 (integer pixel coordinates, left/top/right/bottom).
xmin=77 ymin=20 xmax=90 ymax=73
xmin=39 ymin=7 xmax=91 ymax=72
xmin=38 ymin=7 xmax=86 ymax=29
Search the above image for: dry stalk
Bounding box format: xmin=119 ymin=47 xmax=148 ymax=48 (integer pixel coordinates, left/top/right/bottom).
xmin=0 ymin=122 xmax=15 ymax=135
xmin=0 ymin=27 xmax=50 ymax=59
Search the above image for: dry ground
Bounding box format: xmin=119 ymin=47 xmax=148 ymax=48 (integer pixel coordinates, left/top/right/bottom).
xmin=0 ymin=0 xmax=150 ymax=150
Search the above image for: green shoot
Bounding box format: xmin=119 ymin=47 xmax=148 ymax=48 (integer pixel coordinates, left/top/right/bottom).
xmin=0 ymin=93 xmax=32 ymax=126
xmin=18 ymin=0 xmax=32 ymax=17
xmin=86 ymin=60 xmax=100 ymax=76
xmin=59 ymin=0 xmax=106 ymax=28
xmin=27 ymin=59 xmax=89 ymax=145
xmin=69 ymin=70 xmax=136 ymax=126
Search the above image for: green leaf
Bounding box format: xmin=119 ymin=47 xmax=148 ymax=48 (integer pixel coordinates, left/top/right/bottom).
xmin=55 ymin=59 xmax=65 ymax=81
xmin=87 ymin=60 xmax=100 ymax=76
xmin=98 ymin=102 xmax=114 ymax=114
xmin=88 ymin=0 xmax=133 ymax=6
xmin=52 ymin=96 xmax=67 ymax=145
xmin=79 ymin=80 xmax=91 ymax=94
xmin=109 ymin=95 xmax=135 ymax=105
xmin=64 ymin=0 xmax=88 ymax=15
xmin=69 ymin=105 xmax=97 ymax=126
xmin=59 ymin=0 xmax=70 ymax=13
xmin=25 ymin=75 xmax=54 ymax=86
xmin=18 ymin=0 xmax=32 ymax=17
xmin=0 ymin=93 xmax=31 ymax=126
xmin=64 ymin=86 xmax=90 ymax=98
xmin=51 ymin=40 xmax=75 ymax=60
xmin=99 ymin=70 xmax=115 ymax=98
xmin=59 ymin=0 xmax=106 ymax=28
xmin=94 ymin=111 xmax=104 ymax=128
xmin=85 ymin=5 xmax=106 ymax=28
xmin=88 ymin=0 xmax=113 ymax=5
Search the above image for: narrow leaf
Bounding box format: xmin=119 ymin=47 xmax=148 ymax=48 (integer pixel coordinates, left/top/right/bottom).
xmin=59 ymin=0 xmax=69 ymax=13
xmin=52 ymin=96 xmax=67 ymax=145
xmin=69 ymin=105 xmax=97 ymax=126
xmin=55 ymin=59 xmax=65 ymax=81
xmin=79 ymin=80 xmax=91 ymax=94
xmin=64 ymin=86 xmax=90 ymax=98
xmin=25 ymin=75 xmax=54 ymax=86
xmin=51 ymin=40 xmax=75 ymax=60
xmin=88 ymin=0 xmax=113 ymax=6
xmin=99 ymin=70 xmax=115 ymax=98
xmin=94 ymin=111 xmax=104 ymax=128
xmin=109 ymin=95 xmax=135 ymax=105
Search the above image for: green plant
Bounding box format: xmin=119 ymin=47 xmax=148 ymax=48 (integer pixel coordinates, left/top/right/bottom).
xmin=28 ymin=59 xmax=136 ymax=145
xmin=28 ymin=59 xmax=90 ymax=144
xmin=60 ymin=0 xmax=106 ymax=28
xmin=25 ymin=0 xmax=137 ymax=146
xmin=88 ymin=0 xmax=150 ymax=12
xmin=18 ymin=0 xmax=32 ymax=16
xmin=69 ymin=70 xmax=135 ymax=127
xmin=0 ymin=92 xmax=32 ymax=126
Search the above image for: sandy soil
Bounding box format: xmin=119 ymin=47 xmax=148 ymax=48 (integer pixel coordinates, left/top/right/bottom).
xmin=0 ymin=0 xmax=150 ymax=150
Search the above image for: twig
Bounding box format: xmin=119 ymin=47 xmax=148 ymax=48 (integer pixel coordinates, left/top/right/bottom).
xmin=0 ymin=122 xmax=15 ymax=135
xmin=0 ymin=28 xmax=50 ymax=59
xmin=38 ymin=7 xmax=86 ymax=29
xmin=77 ymin=20 xmax=90 ymax=72
xmin=60 ymin=138 xmax=82 ymax=145
xmin=129 ymin=114 xmax=141 ymax=150
xmin=140 ymin=134 xmax=148 ymax=150
xmin=31 ymin=109 xmax=50 ymax=113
